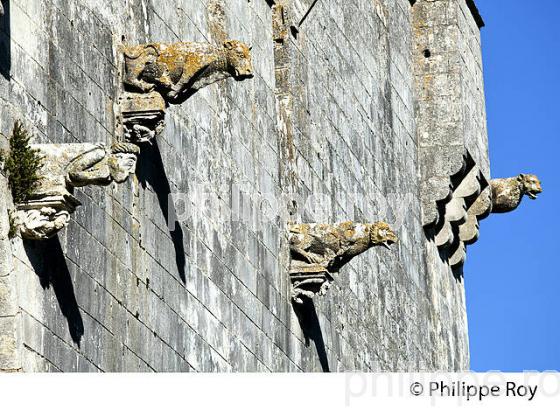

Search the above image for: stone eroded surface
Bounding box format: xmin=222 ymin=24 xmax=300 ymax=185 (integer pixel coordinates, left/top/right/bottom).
xmin=123 ymin=40 xmax=254 ymax=104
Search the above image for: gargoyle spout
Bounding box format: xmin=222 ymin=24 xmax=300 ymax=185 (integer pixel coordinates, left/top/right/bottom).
xmin=490 ymin=174 xmax=542 ymax=214
xmin=288 ymin=221 xmax=398 ymax=303
xmin=123 ymin=40 xmax=254 ymax=103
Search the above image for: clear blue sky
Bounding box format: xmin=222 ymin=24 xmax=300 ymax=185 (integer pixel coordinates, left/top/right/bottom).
xmin=466 ymin=0 xmax=560 ymax=371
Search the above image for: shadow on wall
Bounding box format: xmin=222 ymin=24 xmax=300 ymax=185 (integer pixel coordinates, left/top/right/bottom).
xmin=425 ymin=202 xmax=465 ymax=282
xmin=435 ymin=239 xmax=465 ymax=282
xmin=293 ymin=299 xmax=330 ymax=372
xmin=0 ymin=0 xmax=10 ymax=80
xmin=24 ymin=237 xmax=85 ymax=346
xmin=136 ymin=141 xmax=186 ymax=282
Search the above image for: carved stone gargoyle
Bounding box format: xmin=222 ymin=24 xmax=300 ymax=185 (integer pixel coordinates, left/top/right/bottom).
xmin=10 ymin=143 xmax=140 ymax=240
xmin=288 ymin=221 xmax=398 ymax=304
xmin=490 ymin=174 xmax=543 ymax=214
xmin=435 ymin=172 xmax=542 ymax=271
xmin=120 ymin=40 xmax=254 ymax=143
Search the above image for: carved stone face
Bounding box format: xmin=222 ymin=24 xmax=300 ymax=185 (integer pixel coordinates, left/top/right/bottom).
xmin=370 ymin=222 xmax=398 ymax=249
xmin=519 ymin=174 xmax=543 ymax=200
xmin=11 ymin=207 xmax=71 ymax=240
xmin=110 ymin=153 xmax=138 ymax=183
xmin=224 ymin=40 xmax=254 ymax=79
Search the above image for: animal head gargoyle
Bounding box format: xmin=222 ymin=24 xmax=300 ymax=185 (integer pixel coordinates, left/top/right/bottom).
xmin=288 ymin=221 xmax=398 ymax=303
xmin=223 ymin=40 xmax=254 ymax=80
xmin=490 ymin=173 xmax=543 ymax=214
xmin=369 ymin=221 xmax=399 ymax=250
xmin=518 ymin=173 xmax=543 ymax=200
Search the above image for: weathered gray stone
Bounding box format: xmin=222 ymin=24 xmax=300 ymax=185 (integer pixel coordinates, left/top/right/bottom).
xmin=0 ymin=0 xmax=492 ymax=373
xmin=0 ymin=276 xmax=16 ymax=317
xmin=0 ymin=317 xmax=19 ymax=371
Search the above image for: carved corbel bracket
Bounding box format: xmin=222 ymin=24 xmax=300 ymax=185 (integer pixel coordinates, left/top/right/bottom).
xmin=120 ymin=91 xmax=166 ymax=144
xmin=289 ymin=263 xmax=334 ymax=304
xmin=458 ymin=186 xmax=492 ymax=245
xmin=10 ymin=196 xmax=78 ymax=241
xmin=288 ymin=221 xmax=398 ymax=304
xmin=447 ymin=186 xmax=492 ymax=269
xmin=10 ymin=142 xmax=139 ymax=240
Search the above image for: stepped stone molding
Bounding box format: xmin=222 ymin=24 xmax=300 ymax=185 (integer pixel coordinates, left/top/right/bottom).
xmin=427 ymin=151 xmax=492 ymax=269
xmin=119 ymin=40 xmax=254 ymax=143
xmin=457 ymin=185 xmax=492 ymax=245
xmin=420 ymin=147 xmax=468 ymax=229
xmin=10 ymin=143 xmax=139 ymax=240
xmin=288 ymin=221 xmax=397 ymax=304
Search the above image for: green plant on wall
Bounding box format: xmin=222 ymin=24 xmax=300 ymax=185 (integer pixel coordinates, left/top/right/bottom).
xmin=1 ymin=121 xmax=43 ymax=205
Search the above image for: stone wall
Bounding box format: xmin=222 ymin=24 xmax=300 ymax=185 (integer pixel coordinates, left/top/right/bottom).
xmin=0 ymin=0 xmax=487 ymax=372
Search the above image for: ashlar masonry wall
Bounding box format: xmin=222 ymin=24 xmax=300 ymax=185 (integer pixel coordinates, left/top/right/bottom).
xmin=0 ymin=0 xmax=487 ymax=372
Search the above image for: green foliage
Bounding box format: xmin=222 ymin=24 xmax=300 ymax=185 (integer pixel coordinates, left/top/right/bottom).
xmin=3 ymin=121 xmax=43 ymax=204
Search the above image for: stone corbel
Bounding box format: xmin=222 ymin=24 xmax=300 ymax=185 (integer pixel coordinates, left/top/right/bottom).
xmin=10 ymin=142 xmax=140 ymax=240
xmin=447 ymin=186 xmax=492 ymax=269
xmin=120 ymin=91 xmax=166 ymax=144
xmin=288 ymin=221 xmax=398 ymax=304
xmin=119 ymin=40 xmax=254 ymax=143
xmin=458 ymin=185 xmax=492 ymax=245
xmin=434 ymin=160 xmax=483 ymax=249
xmin=420 ymin=147 xmax=468 ymax=229
xmin=423 ymin=149 xmax=496 ymax=271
